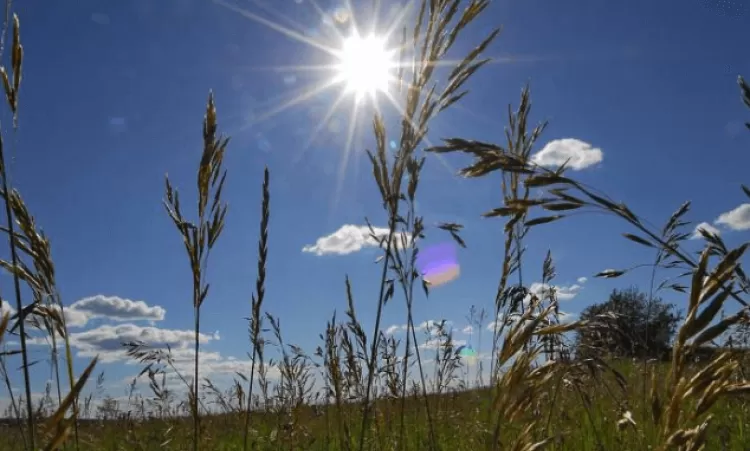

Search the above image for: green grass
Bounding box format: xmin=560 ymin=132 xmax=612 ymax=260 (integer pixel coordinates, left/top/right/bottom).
xmin=2 ymin=0 xmax=750 ymax=450
xmin=1 ymin=361 xmax=749 ymax=450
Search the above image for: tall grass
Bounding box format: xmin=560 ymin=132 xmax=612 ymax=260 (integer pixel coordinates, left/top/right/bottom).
xmin=1 ymin=0 xmax=750 ymax=450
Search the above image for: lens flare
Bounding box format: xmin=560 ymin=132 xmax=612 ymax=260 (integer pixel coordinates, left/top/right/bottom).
xmin=417 ymin=242 xmax=460 ymax=287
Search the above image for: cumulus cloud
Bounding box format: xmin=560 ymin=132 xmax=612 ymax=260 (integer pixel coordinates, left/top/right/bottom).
xmin=54 ymin=305 xmax=91 ymax=328
xmin=691 ymin=222 xmax=721 ymax=240
xmin=66 ymin=324 xmax=217 ymax=363
xmin=529 ymin=282 xmax=582 ymax=301
xmin=531 ymin=138 xmax=603 ymax=170
xmin=302 ymin=225 xmax=412 ymax=256
xmin=462 ymin=325 xmax=473 ymax=335
xmin=715 ymin=204 xmax=750 ymax=231
xmin=577 ymin=277 xmax=587 ymax=284
xmin=69 ymin=295 xmax=166 ymax=323
xmin=18 ymin=296 xmax=167 ymax=329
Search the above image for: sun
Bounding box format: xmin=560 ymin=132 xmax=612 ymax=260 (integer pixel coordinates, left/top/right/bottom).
xmin=334 ymin=33 xmax=395 ymax=100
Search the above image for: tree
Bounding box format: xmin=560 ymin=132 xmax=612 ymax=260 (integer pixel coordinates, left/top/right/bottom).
xmin=574 ymin=286 xmax=681 ymax=360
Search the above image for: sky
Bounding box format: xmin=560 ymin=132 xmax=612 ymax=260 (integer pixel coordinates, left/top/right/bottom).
xmin=1 ymin=0 xmax=750 ymax=408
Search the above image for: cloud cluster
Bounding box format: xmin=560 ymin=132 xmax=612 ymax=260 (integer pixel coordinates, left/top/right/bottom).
xmin=531 ymin=138 xmax=603 ymax=170
xmin=303 ymin=225 xmax=411 ymax=256
xmin=13 ymin=295 xmax=167 ymax=328
xmin=67 ymin=323 xmax=218 ymax=362
xmin=16 ymin=295 xmax=210 ymax=366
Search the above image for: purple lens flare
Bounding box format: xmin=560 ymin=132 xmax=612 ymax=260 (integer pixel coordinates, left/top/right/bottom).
xmin=417 ymin=242 xmax=460 ymax=287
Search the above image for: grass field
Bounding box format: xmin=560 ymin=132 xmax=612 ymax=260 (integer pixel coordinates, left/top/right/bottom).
xmin=2 ymin=0 xmax=750 ymax=450
xmin=1 ymin=360 xmax=750 ymax=450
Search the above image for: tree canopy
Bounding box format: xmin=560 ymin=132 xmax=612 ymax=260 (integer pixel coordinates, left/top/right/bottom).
xmin=574 ymin=286 xmax=681 ymax=360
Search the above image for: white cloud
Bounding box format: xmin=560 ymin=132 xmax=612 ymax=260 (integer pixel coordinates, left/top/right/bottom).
xmin=64 ymin=323 xmax=217 ymax=363
xmin=486 ymin=317 xmax=516 ymax=333
xmin=68 ymin=295 xmax=166 ymax=324
xmin=531 ymin=138 xmax=603 ymax=170
xmin=302 ymin=225 xmax=412 ymax=256
xmin=715 ymin=204 xmax=750 ymax=231
xmin=0 ymin=299 xmax=14 ymax=315
xmin=461 ymin=325 xmax=473 ymax=335
xmin=529 ymin=282 xmax=582 ymax=301
xmin=416 ymin=320 xmax=452 ymax=336
xmin=691 ymin=222 xmax=721 ymax=240
xmin=19 ymin=296 xmax=167 ymax=329
xmin=419 ymin=338 xmax=466 ymax=350
xmin=558 ymin=311 xmax=579 ymax=322
xmin=577 ymin=277 xmax=587 ymax=284
xmin=55 ymin=305 xmax=91 ymax=328
xmin=165 ymin=350 xmax=280 ymax=380
xmin=385 ymin=324 xmax=406 ymax=335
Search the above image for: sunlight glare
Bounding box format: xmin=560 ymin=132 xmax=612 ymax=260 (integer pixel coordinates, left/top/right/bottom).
xmin=335 ymin=33 xmax=394 ymax=99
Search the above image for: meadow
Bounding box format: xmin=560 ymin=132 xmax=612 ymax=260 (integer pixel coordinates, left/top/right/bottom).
xmin=2 ymin=0 xmax=750 ymax=450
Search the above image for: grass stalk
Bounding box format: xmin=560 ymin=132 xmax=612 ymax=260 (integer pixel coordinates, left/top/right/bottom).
xmin=243 ymin=166 xmax=270 ymax=451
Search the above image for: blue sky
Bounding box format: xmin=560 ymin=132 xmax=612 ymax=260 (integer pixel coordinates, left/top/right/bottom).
xmin=1 ymin=0 xmax=750 ymax=403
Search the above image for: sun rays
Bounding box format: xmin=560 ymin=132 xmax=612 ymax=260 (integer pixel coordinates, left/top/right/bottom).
xmin=213 ymin=0 xmax=525 ymax=209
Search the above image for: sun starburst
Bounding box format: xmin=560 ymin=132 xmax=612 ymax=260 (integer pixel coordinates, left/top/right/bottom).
xmin=334 ymin=33 xmax=396 ymax=101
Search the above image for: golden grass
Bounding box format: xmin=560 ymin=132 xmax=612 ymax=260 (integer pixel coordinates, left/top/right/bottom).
xmin=0 ymin=0 xmax=749 ymax=450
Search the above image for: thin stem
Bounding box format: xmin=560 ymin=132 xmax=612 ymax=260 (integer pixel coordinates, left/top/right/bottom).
xmin=358 ymin=217 xmax=397 ymax=451
xmin=193 ymin=305 xmax=200 ymax=451
xmin=242 ymin=345 xmax=258 ymax=451
xmin=0 ymin=355 xmax=25 ymax=450
xmin=0 ymin=133 xmax=34 ymax=449
xmin=406 ymin=312 xmax=435 ymax=448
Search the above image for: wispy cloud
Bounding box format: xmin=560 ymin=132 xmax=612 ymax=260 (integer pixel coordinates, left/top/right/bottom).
xmin=385 ymin=324 xmax=407 ymax=335
xmin=303 ymin=224 xmax=412 ymax=256
xmin=531 ymin=138 xmax=603 ymax=170
xmin=419 ymin=338 xmax=466 ymax=350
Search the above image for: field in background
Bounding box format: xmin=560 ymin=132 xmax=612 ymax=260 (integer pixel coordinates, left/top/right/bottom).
xmin=1 ymin=360 xmax=750 ymax=450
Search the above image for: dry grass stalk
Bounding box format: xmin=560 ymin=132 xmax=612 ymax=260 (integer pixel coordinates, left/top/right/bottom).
xmin=359 ymin=0 xmax=500 ymax=448
xmin=242 ymin=166 xmax=270 ymax=450
xmin=163 ymin=92 xmax=229 ymax=450
xmin=0 ymin=12 xmax=33 ymax=448
xmin=3 ymin=2 xmax=750 ymax=451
